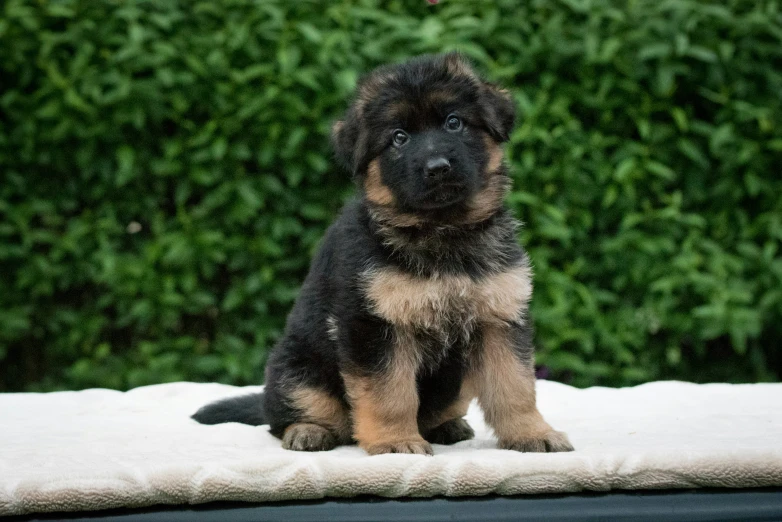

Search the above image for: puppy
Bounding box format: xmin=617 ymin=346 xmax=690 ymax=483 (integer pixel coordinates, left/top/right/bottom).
xmin=192 ymin=53 xmax=574 ymax=456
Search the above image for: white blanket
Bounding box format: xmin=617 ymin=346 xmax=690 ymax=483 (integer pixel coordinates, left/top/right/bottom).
xmin=1 ymin=381 xmax=780 ymax=516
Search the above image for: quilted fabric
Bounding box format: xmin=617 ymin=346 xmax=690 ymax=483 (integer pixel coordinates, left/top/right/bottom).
xmin=1 ymin=380 xmax=780 ymax=516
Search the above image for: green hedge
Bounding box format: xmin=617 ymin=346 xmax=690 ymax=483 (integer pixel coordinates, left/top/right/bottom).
xmin=1 ymin=0 xmax=780 ymax=391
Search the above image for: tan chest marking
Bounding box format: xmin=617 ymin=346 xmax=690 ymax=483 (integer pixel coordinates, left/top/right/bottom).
xmin=362 ymin=264 xmax=532 ymax=330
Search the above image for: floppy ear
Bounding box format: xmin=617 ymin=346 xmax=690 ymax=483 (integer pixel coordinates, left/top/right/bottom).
xmin=443 ymin=53 xmax=514 ymax=140
xmin=330 ymin=116 xmax=366 ymax=177
xmin=479 ymin=83 xmax=516 ymax=142
xmin=331 ymin=119 xmax=353 ymax=172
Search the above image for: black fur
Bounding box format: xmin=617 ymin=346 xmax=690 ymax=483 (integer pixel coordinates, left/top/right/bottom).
xmin=191 ymin=393 xmax=266 ymax=426
xmin=425 ymin=418 xmax=475 ymax=445
xmin=192 ymin=53 xmax=554 ymax=453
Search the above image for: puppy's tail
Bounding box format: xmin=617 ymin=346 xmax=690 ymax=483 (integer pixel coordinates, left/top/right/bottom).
xmin=191 ymin=392 xmax=266 ymax=426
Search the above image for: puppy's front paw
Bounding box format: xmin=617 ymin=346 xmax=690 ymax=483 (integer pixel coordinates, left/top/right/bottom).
xmin=499 ymin=430 xmax=574 ymax=453
xmin=364 ymin=438 xmax=433 ymax=456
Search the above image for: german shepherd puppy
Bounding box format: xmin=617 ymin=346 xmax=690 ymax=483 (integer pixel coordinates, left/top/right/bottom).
xmin=193 ymin=53 xmax=574 ymax=456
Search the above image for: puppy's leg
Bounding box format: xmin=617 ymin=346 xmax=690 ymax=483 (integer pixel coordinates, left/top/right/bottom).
xmin=281 ymin=386 xmax=353 ymax=452
xmin=421 ymin=377 xmax=476 ymax=445
xmin=474 ymin=323 xmax=573 ymax=453
xmin=342 ymin=331 xmax=432 ymax=455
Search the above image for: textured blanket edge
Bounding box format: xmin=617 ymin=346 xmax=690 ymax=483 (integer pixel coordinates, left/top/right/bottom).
xmin=1 ymin=380 xmax=781 ymax=516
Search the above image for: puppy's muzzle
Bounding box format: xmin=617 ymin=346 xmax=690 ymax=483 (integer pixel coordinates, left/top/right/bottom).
xmin=425 ymin=157 xmax=452 ymax=181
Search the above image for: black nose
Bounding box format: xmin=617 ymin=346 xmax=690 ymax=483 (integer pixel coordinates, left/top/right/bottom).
xmin=425 ymin=157 xmax=451 ymax=179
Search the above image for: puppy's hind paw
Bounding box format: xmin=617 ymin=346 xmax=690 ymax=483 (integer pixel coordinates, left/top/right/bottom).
xmin=425 ymin=418 xmax=475 ymax=445
xmin=282 ymin=423 xmax=338 ymax=452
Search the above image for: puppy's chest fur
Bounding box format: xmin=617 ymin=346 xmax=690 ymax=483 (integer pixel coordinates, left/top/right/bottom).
xmin=361 ymin=263 xmax=533 ymax=348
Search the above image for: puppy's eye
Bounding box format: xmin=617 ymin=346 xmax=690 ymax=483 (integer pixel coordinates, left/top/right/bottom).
xmin=392 ymin=129 xmax=409 ymax=147
xmin=445 ymin=114 xmax=463 ymax=132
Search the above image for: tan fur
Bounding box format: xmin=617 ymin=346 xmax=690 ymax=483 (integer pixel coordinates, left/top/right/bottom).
xmin=472 ymin=325 xmax=552 ymax=445
xmin=384 ymin=99 xmax=411 ymax=121
xmin=342 ymin=332 xmax=429 ymax=454
xmin=367 ymin=206 xmax=423 ymax=227
xmin=290 ymin=386 xmax=352 ymax=442
xmin=484 ymin=135 xmax=504 ymax=174
xmin=362 ymin=155 xmax=420 ymax=226
xmin=462 ymin=176 xmax=510 ymax=225
xmin=362 ymin=263 xmax=533 ymax=331
xmin=426 ymin=90 xmax=461 ymax=108
xmin=458 ymin=136 xmax=508 ymax=224
xmin=364 ymin=159 xmax=396 ymax=206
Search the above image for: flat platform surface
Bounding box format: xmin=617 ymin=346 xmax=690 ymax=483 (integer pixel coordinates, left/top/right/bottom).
xmin=9 ymin=488 xmax=782 ymax=522
xmin=1 ymin=381 xmax=781 ymax=516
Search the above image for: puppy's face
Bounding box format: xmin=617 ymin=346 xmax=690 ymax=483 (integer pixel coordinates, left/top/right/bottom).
xmin=332 ymin=53 xmax=516 ymax=225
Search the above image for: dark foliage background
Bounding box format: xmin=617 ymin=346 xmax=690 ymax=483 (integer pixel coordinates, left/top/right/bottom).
xmin=1 ymin=0 xmax=780 ymax=391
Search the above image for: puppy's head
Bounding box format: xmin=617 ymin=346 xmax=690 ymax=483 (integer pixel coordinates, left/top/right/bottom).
xmin=332 ymin=53 xmax=516 ymax=226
